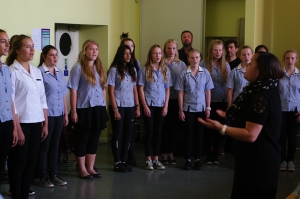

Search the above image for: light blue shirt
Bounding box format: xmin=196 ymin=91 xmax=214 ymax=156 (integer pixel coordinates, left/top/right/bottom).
xmin=107 ymin=66 xmax=136 ymax=107
xmin=0 ymin=63 xmax=13 ymax=122
xmin=39 ymin=64 xmax=68 ymax=116
xmin=175 ymin=66 xmax=214 ymax=112
xmin=200 ymin=60 xmax=231 ymax=102
xmin=279 ymin=68 xmax=300 ymax=112
xmin=226 ymin=64 xmax=249 ymax=101
xmin=67 ymin=63 xmax=106 ymax=108
xmin=166 ymin=60 xmax=186 ymax=99
xmin=138 ymin=66 xmax=172 ymax=107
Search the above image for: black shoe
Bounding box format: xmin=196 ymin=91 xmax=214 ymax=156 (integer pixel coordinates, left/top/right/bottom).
xmin=79 ymin=174 xmax=93 ymax=179
xmin=91 ymin=173 xmax=102 ymax=178
xmin=114 ymin=162 xmax=127 ymax=172
xmin=127 ymin=151 xmax=137 ymax=166
xmin=123 ymin=162 xmax=132 ymax=172
xmin=184 ymin=160 xmax=192 ymax=170
xmin=168 ymin=155 xmax=177 ymax=165
xmin=194 ymin=160 xmax=202 ymax=170
xmin=9 ymin=189 xmax=36 ymax=196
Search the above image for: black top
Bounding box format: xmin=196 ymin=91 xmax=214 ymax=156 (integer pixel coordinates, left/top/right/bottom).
xmin=228 ymin=57 xmax=241 ymax=70
xmin=231 ymin=88 xmax=281 ymax=199
xmin=178 ymin=47 xmax=192 ymax=66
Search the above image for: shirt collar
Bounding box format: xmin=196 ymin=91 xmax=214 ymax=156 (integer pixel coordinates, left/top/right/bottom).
xmin=237 ymin=64 xmax=242 ymax=70
xmin=42 ymin=63 xmax=59 ymax=74
xmin=12 ymin=60 xmax=32 ymax=71
xmin=284 ymin=67 xmax=300 ymax=75
xmin=186 ymin=65 xmax=203 ymax=73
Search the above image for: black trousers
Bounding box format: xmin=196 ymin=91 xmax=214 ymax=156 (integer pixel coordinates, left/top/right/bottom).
xmin=204 ymin=102 xmax=228 ymax=160
xmin=8 ymin=122 xmax=42 ymax=199
xmin=109 ymin=106 xmax=135 ymax=162
xmin=184 ymin=111 xmax=205 ymax=159
xmin=74 ymin=126 xmax=102 ymax=157
xmin=280 ymin=110 xmax=300 ymax=162
xmin=161 ymin=99 xmax=181 ymax=153
xmin=37 ymin=115 xmax=64 ymax=178
xmin=0 ymin=120 xmax=13 ymax=188
xmin=143 ymin=106 xmax=165 ymax=157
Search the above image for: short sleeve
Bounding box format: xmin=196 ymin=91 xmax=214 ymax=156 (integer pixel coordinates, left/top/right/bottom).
xmin=137 ymin=60 xmax=141 ymax=70
xmin=204 ymin=70 xmax=214 ymax=90
xmin=137 ymin=67 xmax=146 ymax=86
xmin=246 ymin=92 xmax=269 ymax=125
xmin=225 ymin=62 xmax=231 ymax=76
xmin=107 ymin=67 xmax=117 ymax=86
xmin=174 ymin=71 xmax=185 ymax=91
xmin=226 ymin=69 xmax=235 ymax=89
xmin=166 ymin=69 xmax=173 ymax=88
xmin=67 ymin=63 xmax=81 ymax=90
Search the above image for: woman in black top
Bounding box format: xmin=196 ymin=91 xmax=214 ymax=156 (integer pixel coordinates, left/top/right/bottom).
xmin=199 ymin=52 xmax=284 ymax=198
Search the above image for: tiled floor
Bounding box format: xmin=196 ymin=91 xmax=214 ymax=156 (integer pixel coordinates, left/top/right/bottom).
xmin=1 ymin=142 xmax=299 ymax=199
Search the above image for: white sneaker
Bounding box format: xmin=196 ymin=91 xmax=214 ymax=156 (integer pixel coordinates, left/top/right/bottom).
xmin=145 ymin=160 xmax=154 ymax=170
xmin=153 ymin=160 xmax=165 ymax=170
xmin=287 ymin=161 xmax=295 ymax=172
xmin=280 ymin=161 xmax=287 ymax=171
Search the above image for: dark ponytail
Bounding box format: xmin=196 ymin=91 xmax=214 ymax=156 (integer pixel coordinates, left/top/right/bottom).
xmin=38 ymin=45 xmax=57 ymax=66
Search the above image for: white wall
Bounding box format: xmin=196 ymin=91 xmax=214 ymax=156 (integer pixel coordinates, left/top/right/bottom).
xmin=140 ymin=0 xmax=205 ymax=66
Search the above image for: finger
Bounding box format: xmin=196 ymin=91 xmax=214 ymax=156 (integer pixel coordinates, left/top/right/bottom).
xmin=198 ymin=118 xmax=206 ymax=124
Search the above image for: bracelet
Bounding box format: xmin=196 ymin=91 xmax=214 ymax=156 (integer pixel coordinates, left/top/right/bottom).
xmin=70 ymin=110 xmax=76 ymax=114
xmin=205 ymin=107 xmax=211 ymax=111
xmin=135 ymin=104 xmax=140 ymax=107
xmin=179 ymin=111 xmax=183 ymax=114
xmin=219 ymin=125 xmax=227 ymax=135
xmin=113 ymin=108 xmax=118 ymax=111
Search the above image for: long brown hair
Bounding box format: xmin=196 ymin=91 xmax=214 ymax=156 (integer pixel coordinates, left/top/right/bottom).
xmin=6 ymin=34 xmax=31 ymax=66
xmin=144 ymin=44 xmax=168 ymax=82
xmin=78 ymin=40 xmax=107 ymax=88
xmin=204 ymin=39 xmax=228 ymax=83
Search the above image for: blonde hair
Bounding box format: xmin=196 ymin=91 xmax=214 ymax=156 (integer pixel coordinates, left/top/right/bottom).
xmin=238 ymin=45 xmax=253 ymax=55
xmin=163 ymin=39 xmax=180 ymax=62
xmin=282 ymin=49 xmax=298 ymax=62
xmin=144 ymin=44 xmax=168 ymax=82
xmin=205 ymin=39 xmax=228 ymax=83
xmin=78 ymin=40 xmax=107 ymax=88
xmin=187 ymin=49 xmax=202 ymax=60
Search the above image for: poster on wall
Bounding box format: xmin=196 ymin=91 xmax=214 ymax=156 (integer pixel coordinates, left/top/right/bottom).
xmin=41 ymin=29 xmax=50 ymax=49
xmin=32 ymin=28 xmax=50 ymax=50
